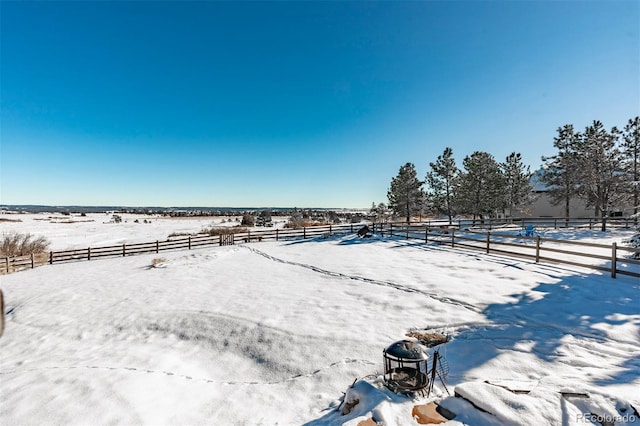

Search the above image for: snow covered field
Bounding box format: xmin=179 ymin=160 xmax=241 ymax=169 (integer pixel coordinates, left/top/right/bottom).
xmin=0 ymin=212 xmax=289 ymax=250
xmin=0 ymin=215 xmax=638 ymax=425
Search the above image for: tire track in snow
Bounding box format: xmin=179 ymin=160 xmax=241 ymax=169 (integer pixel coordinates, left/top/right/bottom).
xmin=244 ymin=246 xmax=482 ymax=314
xmin=0 ymin=358 xmax=376 ymax=386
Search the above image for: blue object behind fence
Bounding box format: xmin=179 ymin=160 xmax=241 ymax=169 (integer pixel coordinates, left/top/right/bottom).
xmin=524 ymin=225 xmax=535 ymax=237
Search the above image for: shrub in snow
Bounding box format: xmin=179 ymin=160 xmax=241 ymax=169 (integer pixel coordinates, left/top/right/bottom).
xmin=405 ymin=330 xmax=449 ymax=347
xmin=202 ymin=226 xmax=247 ymax=236
xmin=286 ymin=210 xmax=305 ymax=229
xmin=623 ymin=227 xmax=640 ymax=259
xmin=241 ymin=213 xmax=255 ymax=226
xmin=1 ymin=232 xmax=50 ymax=257
xmin=150 ymin=257 xmax=167 ymax=268
xmin=168 ymin=231 xmax=192 ymax=238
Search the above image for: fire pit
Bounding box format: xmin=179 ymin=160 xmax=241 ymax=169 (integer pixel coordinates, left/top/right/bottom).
xmin=383 ymin=340 xmax=430 ymax=393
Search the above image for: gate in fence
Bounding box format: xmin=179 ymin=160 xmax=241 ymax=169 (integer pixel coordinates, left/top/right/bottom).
xmin=219 ymin=234 xmax=234 ymax=246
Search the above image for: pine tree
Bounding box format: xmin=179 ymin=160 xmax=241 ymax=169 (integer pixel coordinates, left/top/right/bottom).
xmin=622 ymin=117 xmax=640 ymax=222
xmin=425 ymin=147 xmax=458 ymax=224
xmin=501 ymin=152 xmax=532 ymax=219
xmin=369 ymin=202 xmax=389 ymax=222
xmin=387 ymin=163 xmax=424 ymax=223
xmin=541 ymin=124 xmax=582 ymax=225
xmin=576 ymin=120 xmax=626 ymax=231
xmin=455 ymin=151 xmax=504 ymax=222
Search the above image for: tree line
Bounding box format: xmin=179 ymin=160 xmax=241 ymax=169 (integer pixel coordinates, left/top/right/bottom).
xmin=383 ymin=117 xmax=639 ymax=231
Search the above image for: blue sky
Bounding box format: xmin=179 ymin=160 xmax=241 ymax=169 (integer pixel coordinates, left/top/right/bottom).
xmin=1 ymin=1 xmax=638 ymax=208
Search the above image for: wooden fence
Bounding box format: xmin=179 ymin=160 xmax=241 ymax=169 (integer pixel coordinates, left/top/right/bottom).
xmin=0 ymin=223 xmax=363 ymax=274
xmin=375 ymin=222 xmax=640 ymax=279
xmin=2 ymin=221 xmax=638 ymax=279
xmin=408 ymin=216 xmax=636 ymax=231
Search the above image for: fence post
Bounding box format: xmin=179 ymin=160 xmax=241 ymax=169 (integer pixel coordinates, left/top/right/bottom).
xmin=451 ymin=229 xmax=455 ymax=248
xmin=188 ymin=236 xmax=191 ymax=250
xmin=6 ymin=256 xmax=10 ymax=273
xmin=425 ymin=227 xmax=428 ymax=244
xmin=88 ymin=247 xmax=91 ymax=261
xmin=31 ymin=253 xmax=34 ymax=268
xmin=486 ymin=232 xmax=491 ymax=254
xmin=49 ymin=251 xmax=53 ymax=265
xmin=554 ymin=218 xmax=557 ymax=229
xmin=330 ymin=224 xmax=333 ymax=235
xmin=535 ymin=236 xmax=541 ymax=263
xmin=276 ymin=229 xmax=279 ymax=241
xmin=157 ymin=240 xmax=160 ymax=253
xmin=406 ymin=225 xmax=409 ymax=240
xmin=611 ymin=242 xmax=617 ymax=278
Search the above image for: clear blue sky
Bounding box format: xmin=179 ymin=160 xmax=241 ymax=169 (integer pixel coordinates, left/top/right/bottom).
xmin=1 ymin=1 xmax=638 ymax=208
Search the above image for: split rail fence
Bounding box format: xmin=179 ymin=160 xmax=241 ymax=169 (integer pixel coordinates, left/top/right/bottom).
xmin=405 ymin=216 xmax=637 ymax=231
xmin=2 ymin=220 xmax=639 ymax=279
xmin=0 ymin=223 xmax=362 ymax=274
xmin=375 ymin=222 xmax=640 ymax=279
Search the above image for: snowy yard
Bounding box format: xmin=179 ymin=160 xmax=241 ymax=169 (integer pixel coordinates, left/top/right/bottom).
xmin=0 ymin=215 xmax=638 ymax=425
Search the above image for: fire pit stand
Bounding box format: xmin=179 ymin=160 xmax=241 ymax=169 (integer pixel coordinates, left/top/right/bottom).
xmin=383 ymin=340 xmax=430 ymax=394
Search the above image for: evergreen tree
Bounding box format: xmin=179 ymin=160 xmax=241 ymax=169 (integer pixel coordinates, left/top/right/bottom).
xmin=369 ymin=202 xmax=389 ymax=222
xmin=576 ymin=120 xmax=626 ymax=231
xmin=425 ymin=147 xmax=458 ymax=224
xmin=387 ymin=163 xmax=424 ymax=223
xmin=377 ymin=202 xmax=388 ymax=222
xmin=622 ymin=117 xmax=640 ymax=221
xmin=501 ymin=152 xmax=533 ymax=219
xmin=541 ymin=124 xmax=582 ymax=225
xmin=455 ymin=151 xmax=504 ymax=222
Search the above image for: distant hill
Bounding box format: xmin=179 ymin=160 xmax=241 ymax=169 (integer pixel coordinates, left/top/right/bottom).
xmin=0 ymin=205 xmax=367 ymax=215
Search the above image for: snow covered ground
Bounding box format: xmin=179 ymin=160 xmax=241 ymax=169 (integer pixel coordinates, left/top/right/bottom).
xmin=0 ymin=212 xmax=289 ymax=250
xmin=0 ymin=216 xmax=638 ymax=425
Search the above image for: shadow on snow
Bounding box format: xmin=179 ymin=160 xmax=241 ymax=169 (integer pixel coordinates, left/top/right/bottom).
xmin=279 ymin=234 xmax=639 ymax=388
xmin=296 ymin=233 xmax=638 ymax=423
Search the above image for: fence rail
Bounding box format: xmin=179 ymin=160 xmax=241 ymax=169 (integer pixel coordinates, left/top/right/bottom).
xmin=0 ymin=223 xmax=362 ymax=274
xmin=2 ymin=220 xmax=638 ymax=279
xmin=375 ymin=222 xmax=640 ymax=279
xmin=406 ymin=216 xmax=636 ymax=231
